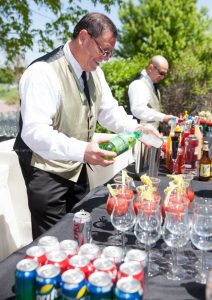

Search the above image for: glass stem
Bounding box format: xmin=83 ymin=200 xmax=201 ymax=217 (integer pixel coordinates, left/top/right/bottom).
xmin=121 ymin=232 xmax=125 ymax=256
xmin=201 ymin=250 xmax=206 ymax=275
xmin=145 ymin=241 xmax=151 ymax=275
xmin=172 ymin=248 xmax=178 ymax=275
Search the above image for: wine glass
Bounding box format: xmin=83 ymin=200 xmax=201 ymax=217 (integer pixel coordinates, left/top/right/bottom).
xmin=162 ymin=209 xmax=190 ymax=280
xmin=110 ymin=190 xmax=136 ymax=255
xmin=190 ymin=200 xmax=212 ymax=284
xmin=134 ymin=199 xmax=161 ymax=277
xmin=106 ymin=183 xmax=134 ymax=246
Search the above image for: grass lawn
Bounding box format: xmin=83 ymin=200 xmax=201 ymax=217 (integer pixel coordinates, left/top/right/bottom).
xmin=0 ymin=84 xmax=19 ymax=105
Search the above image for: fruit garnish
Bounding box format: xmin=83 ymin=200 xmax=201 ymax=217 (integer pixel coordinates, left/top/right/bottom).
xmin=107 ymin=184 xmax=118 ymax=198
xmin=164 ymin=174 xmax=187 ymax=207
xmin=122 ymin=170 xmax=136 ymax=187
xmin=140 ymin=174 xmax=152 ymax=185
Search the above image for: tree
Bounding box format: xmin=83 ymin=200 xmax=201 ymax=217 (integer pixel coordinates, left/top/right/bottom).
xmin=117 ymin=0 xmax=211 ymax=62
xmin=0 ymin=0 xmax=123 ymax=62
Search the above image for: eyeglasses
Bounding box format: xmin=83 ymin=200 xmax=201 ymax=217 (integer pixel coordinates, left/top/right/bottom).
xmin=88 ymin=33 xmax=113 ymax=58
xmin=153 ymin=65 xmax=167 ymax=77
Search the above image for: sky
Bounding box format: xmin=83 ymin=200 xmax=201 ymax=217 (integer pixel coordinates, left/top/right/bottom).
xmin=10 ymin=0 xmax=212 ymax=65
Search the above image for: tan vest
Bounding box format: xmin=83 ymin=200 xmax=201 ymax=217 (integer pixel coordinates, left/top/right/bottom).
xmin=139 ymin=76 xmax=161 ymax=129
xmin=31 ymin=55 xmax=102 ymax=182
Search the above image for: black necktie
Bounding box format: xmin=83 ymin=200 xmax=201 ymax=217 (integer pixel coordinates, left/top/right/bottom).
xmin=81 ymin=71 xmax=91 ymax=106
xmin=153 ymin=83 xmax=159 ymax=98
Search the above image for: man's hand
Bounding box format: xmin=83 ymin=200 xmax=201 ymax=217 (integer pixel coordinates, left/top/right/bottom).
xmin=163 ymin=115 xmax=176 ymax=122
xmin=84 ymin=139 xmax=117 ymax=166
xmin=135 ymin=124 xmax=162 ymax=147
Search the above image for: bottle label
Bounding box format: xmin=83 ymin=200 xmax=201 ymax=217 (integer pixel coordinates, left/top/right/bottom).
xmin=110 ymin=135 xmax=129 ymax=155
xmin=200 ymin=164 xmax=211 ymax=177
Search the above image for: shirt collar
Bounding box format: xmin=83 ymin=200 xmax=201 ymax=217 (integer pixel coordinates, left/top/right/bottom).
xmin=63 ymin=40 xmax=83 ymax=80
xmin=141 ymin=69 xmax=154 ymax=90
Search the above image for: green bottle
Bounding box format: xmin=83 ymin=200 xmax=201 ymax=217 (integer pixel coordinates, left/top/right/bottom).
xmin=99 ymin=132 xmax=141 ymax=159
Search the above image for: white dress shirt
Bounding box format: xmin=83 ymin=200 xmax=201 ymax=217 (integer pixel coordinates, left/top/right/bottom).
xmin=20 ymin=41 xmax=139 ymax=162
xmin=128 ymin=69 xmax=166 ymax=122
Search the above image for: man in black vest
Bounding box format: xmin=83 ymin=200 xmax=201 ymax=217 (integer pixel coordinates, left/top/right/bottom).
xmin=14 ymin=13 xmax=161 ymax=239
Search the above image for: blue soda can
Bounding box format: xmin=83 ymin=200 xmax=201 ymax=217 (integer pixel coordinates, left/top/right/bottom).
xmin=87 ymin=271 xmax=113 ymax=300
xmin=35 ymin=264 xmax=61 ymax=300
xmin=15 ymin=258 xmax=39 ymax=300
xmin=114 ymin=277 xmax=143 ymax=300
xmin=61 ymin=269 xmax=87 ymax=299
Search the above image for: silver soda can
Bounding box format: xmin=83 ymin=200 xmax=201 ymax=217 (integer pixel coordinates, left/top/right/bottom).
xmin=73 ymin=210 xmax=92 ymax=246
xmin=125 ymin=249 xmax=147 ymax=274
xmin=37 ymin=236 xmax=60 ymax=253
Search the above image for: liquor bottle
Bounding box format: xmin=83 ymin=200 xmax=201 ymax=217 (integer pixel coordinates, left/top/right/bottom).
xmin=166 ymin=117 xmax=177 ymax=170
xmin=173 ymin=144 xmax=184 ymax=174
xmin=181 ymin=121 xmax=190 ymax=148
xmin=189 ymin=121 xmax=195 ymax=134
xmin=199 ymin=141 xmax=211 ymax=181
xmin=183 ymin=110 xmax=188 ymax=121
xmin=194 ymin=116 xmax=203 ymax=160
xmin=178 ymin=113 xmax=184 ymax=125
xmin=184 ymin=135 xmax=198 ymax=174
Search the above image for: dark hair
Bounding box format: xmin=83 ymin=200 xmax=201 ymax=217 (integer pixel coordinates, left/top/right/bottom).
xmin=73 ymin=12 xmax=118 ymax=39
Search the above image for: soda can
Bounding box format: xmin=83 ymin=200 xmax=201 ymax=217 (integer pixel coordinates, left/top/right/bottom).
xmin=61 ymin=269 xmax=87 ymax=299
xmin=46 ymin=250 xmax=68 ymax=273
xmin=15 ymin=258 xmax=38 ymax=300
xmin=101 ymin=246 xmax=123 ymax=265
xmin=60 ymin=240 xmax=79 ymax=258
xmin=93 ymin=257 xmax=117 ymax=283
xmin=87 ymin=271 xmax=113 ymax=300
xmin=36 ymin=264 xmax=61 ymax=299
xmin=38 ymin=236 xmax=60 ymax=253
xmin=73 ymin=210 xmax=92 ymax=246
xmin=78 ymin=243 xmax=101 ymax=262
xmin=118 ymin=261 xmax=144 ymax=289
xmin=114 ymin=277 xmax=143 ymax=300
xmin=68 ymin=254 xmax=95 ymax=280
xmin=124 ymin=249 xmax=147 ymax=275
xmin=25 ymin=246 xmax=47 ymax=266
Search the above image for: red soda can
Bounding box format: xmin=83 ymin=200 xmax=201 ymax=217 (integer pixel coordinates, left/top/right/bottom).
xmin=124 ymin=249 xmax=147 ymax=274
xmin=25 ymin=246 xmax=47 ymax=266
xmin=93 ymin=257 xmax=117 ymax=283
xmin=78 ymin=243 xmax=101 ymax=262
xmin=46 ymin=250 xmax=68 ymax=273
xmin=68 ymin=254 xmax=95 ymax=280
xmin=37 ymin=235 xmax=60 ymax=253
xmin=118 ymin=261 xmax=144 ymax=288
xmin=73 ymin=210 xmax=92 ymax=246
xmin=102 ymin=246 xmax=124 ymax=265
xmin=60 ymin=239 xmax=79 ymax=259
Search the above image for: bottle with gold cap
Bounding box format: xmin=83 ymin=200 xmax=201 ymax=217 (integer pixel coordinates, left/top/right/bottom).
xmin=183 ymin=110 xmax=189 ymax=121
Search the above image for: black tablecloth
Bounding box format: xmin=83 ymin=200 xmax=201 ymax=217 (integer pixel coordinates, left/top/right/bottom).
xmin=0 ymin=170 xmax=211 ymax=300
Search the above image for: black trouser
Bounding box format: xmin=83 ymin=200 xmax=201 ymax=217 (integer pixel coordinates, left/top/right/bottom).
xmin=19 ymin=161 xmax=89 ymax=239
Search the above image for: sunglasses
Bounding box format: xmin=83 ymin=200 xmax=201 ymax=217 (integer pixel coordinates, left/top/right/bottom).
xmin=153 ymin=65 xmax=167 ymax=76
xmin=88 ymin=32 xmax=113 ymax=58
